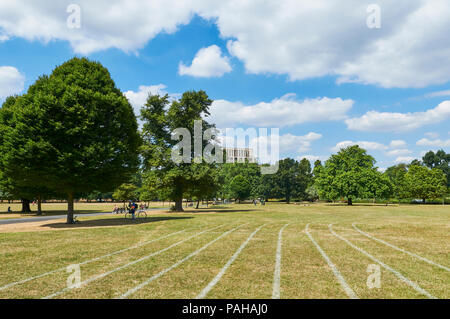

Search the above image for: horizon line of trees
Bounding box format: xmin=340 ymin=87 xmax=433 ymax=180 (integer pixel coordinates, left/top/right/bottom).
xmin=0 ymin=57 xmax=448 ymax=223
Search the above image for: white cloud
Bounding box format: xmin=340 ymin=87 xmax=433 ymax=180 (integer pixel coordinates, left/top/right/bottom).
xmin=424 ymin=90 xmax=450 ymax=98
xmin=217 ymin=131 xmax=321 ymax=163
xmin=0 ymin=1 xmax=196 ymax=54
xmin=2 ymin=1 xmax=450 ymax=88
xmin=123 ymin=84 xmax=179 ymax=116
xmin=345 ymin=101 xmax=450 ymax=132
xmin=386 ymin=149 xmax=412 ymax=157
xmin=331 ymin=140 xmax=387 ymax=153
xmin=202 ymin=0 xmax=450 ymax=88
xmin=394 ymin=156 xmax=417 ymax=164
xmin=389 ymin=140 xmax=407 ymax=148
xmin=219 ymin=131 xmax=321 ymax=153
xmin=424 ymin=132 xmax=439 ymax=139
xmin=278 ymin=132 xmax=322 ymax=153
xmin=331 ymin=139 xmax=412 ymax=157
xmin=209 ymin=94 xmax=353 ymax=128
xmin=179 ymin=45 xmax=231 ymax=77
xmin=0 ymin=66 xmax=25 ymax=98
xmin=416 ymin=138 xmax=450 ymax=148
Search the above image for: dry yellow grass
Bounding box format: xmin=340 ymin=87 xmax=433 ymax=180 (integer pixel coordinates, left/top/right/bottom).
xmin=0 ymin=202 xmax=448 ymax=299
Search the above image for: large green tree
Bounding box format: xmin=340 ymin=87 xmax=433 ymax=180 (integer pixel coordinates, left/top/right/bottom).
xmin=258 ymin=158 xmax=311 ymax=203
xmin=140 ymin=91 xmax=218 ymax=211
xmin=315 ymin=145 xmax=390 ymax=205
xmin=384 ymin=163 xmax=409 ymax=200
xmin=406 ymin=165 xmax=447 ymax=203
xmin=0 ymin=58 xmax=141 ymax=223
xmin=422 ymin=150 xmax=450 ymax=187
xmin=229 ymin=175 xmax=252 ymax=202
xmin=218 ymin=162 xmax=261 ymax=201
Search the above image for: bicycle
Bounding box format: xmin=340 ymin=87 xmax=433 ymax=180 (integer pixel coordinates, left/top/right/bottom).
xmin=125 ymin=209 xmax=147 ymax=220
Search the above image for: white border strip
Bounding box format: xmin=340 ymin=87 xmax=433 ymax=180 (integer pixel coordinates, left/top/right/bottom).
xmin=196 ymin=224 xmax=267 ymax=299
xmin=329 ymin=224 xmax=436 ymax=299
xmin=305 ymin=223 xmax=358 ymax=299
xmin=0 ymin=228 xmax=189 ymax=292
xmin=272 ymin=223 xmax=290 ymax=299
xmin=118 ymin=223 xmax=248 ymax=299
xmin=43 ymin=224 xmax=226 ymax=299
xmin=352 ymin=223 xmax=450 ymax=272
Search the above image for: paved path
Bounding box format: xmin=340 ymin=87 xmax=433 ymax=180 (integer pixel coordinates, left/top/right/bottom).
xmin=0 ymin=208 xmax=163 ymax=225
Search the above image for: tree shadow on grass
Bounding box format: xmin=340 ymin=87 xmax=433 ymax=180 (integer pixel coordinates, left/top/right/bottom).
xmin=43 ymin=216 xmax=193 ymax=229
xmin=325 ymin=203 xmax=392 ymax=207
xmin=182 ymin=208 xmax=260 ymax=214
xmin=0 ymin=210 xmax=106 ymax=217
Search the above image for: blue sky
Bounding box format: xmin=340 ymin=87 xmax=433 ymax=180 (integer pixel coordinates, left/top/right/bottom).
xmin=1 ymin=1 xmax=449 ymax=170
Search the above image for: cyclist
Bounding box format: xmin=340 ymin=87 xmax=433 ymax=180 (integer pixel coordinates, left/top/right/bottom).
xmin=130 ymin=201 xmax=137 ymax=220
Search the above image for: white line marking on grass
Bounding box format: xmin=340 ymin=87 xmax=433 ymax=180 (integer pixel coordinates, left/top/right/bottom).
xmin=272 ymin=223 xmax=290 ymax=299
xmin=196 ymin=224 xmax=267 ymax=299
xmin=329 ymin=224 xmax=436 ymax=299
xmin=118 ymin=223 xmax=248 ymax=299
xmin=42 ymin=224 xmax=226 ymax=299
xmin=305 ymin=223 xmax=358 ymax=299
xmin=0 ymin=228 xmax=189 ymax=292
xmin=352 ymin=223 xmax=450 ymax=272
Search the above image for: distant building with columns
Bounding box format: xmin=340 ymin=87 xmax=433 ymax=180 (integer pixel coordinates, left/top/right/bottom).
xmin=224 ymin=147 xmax=256 ymax=163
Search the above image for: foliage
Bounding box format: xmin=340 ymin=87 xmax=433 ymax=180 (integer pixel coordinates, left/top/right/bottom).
xmin=0 ymin=57 xmax=141 ymax=222
xmin=422 ymin=150 xmax=450 ymax=187
xmin=229 ymin=175 xmax=252 ymax=202
xmin=315 ymin=145 xmax=392 ymax=204
xmin=406 ymin=165 xmax=447 ymax=202
xmin=140 ymin=91 xmax=219 ymax=211
xmin=112 ymin=183 xmax=138 ymax=204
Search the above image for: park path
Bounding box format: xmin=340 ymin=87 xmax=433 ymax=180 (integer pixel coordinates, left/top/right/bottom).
xmin=0 ymin=208 xmax=162 ymax=225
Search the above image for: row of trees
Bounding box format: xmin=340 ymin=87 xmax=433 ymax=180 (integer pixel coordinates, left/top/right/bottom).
xmin=123 ymin=145 xmax=448 ymax=206
xmin=0 ymin=58 xmax=448 ymax=223
xmin=315 ymin=146 xmax=448 ymax=205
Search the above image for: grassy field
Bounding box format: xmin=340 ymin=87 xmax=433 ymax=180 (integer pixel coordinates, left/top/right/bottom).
xmin=0 ymin=202 xmax=448 ymax=299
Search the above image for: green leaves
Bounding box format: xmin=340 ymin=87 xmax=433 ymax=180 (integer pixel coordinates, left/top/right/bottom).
xmin=140 ymin=90 xmax=217 ymax=210
xmin=0 ymin=57 xmax=141 ymax=201
xmin=406 ymin=165 xmax=447 ymax=201
xmin=316 ymin=145 xmax=392 ymax=203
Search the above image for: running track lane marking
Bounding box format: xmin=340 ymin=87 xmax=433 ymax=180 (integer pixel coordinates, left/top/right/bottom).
xmin=42 ymin=224 xmax=226 ymax=299
xmin=272 ymin=223 xmax=290 ymax=299
xmin=118 ymin=223 xmax=248 ymax=299
xmin=329 ymin=224 xmax=436 ymax=299
xmin=352 ymin=223 xmax=450 ymax=272
xmin=196 ymin=224 xmax=267 ymax=299
xmin=305 ymin=223 xmax=358 ymax=299
xmin=0 ymin=228 xmax=191 ymax=292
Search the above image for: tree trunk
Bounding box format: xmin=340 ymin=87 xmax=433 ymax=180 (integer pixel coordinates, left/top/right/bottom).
xmin=423 ymin=198 xmax=426 ymax=204
xmin=21 ymin=199 xmax=31 ymax=213
xmin=37 ymin=197 xmax=42 ymax=215
xmin=347 ymin=198 xmax=353 ymax=206
xmin=174 ymin=198 xmax=184 ymax=212
xmin=67 ymin=192 xmax=75 ymax=224
xmin=196 ymin=200 xmax=200 ymax=209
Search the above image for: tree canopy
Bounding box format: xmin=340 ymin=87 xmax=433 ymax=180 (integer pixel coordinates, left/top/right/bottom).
xmin=315 ymin=145 xmax=391 ymax=205
xmin=406 ymin=165 xmax=447 ymax=203
xmin=140 ymin=91 xmax=219 ymax=211
xmin=0 ymin=57 xmax=141 ymax=222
